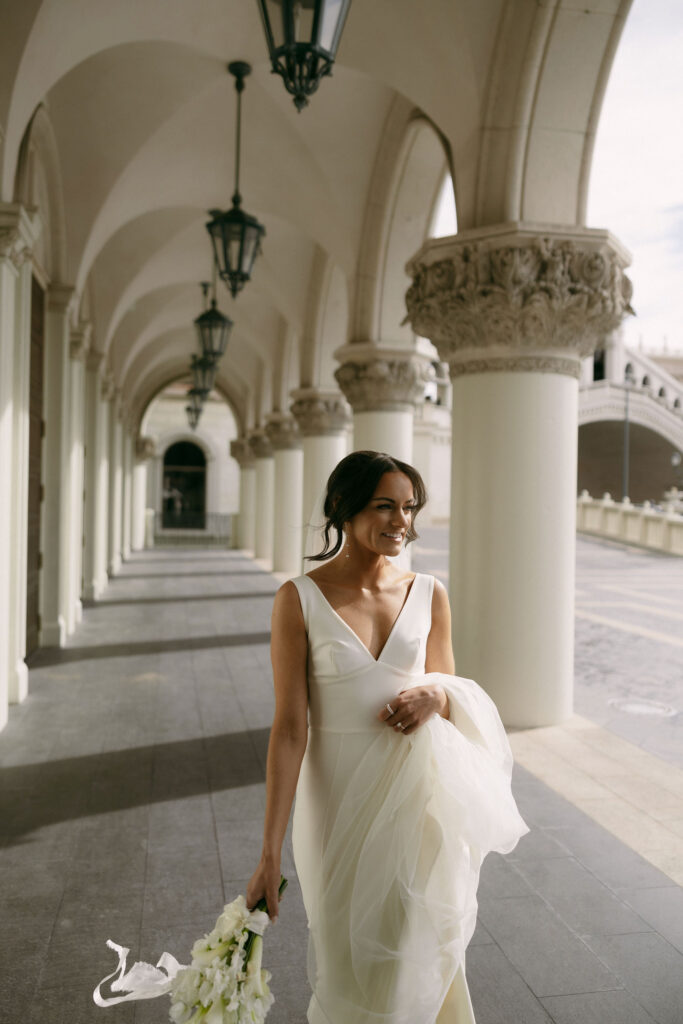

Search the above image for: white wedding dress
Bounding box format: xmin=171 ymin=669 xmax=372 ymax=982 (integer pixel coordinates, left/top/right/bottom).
xmin=291 ymin=572 xmax=528 ymax=1024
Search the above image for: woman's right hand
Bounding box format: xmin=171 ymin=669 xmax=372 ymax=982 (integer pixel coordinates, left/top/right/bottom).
xmin=246 ymin=856 xmax=282 ymax=921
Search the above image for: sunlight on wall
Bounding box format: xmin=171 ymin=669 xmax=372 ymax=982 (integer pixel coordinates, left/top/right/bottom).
xmin=429 ymin=174 xmax=457 ymax=238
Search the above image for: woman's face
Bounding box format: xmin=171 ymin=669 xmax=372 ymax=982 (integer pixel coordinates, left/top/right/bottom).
xmin=347 ymin=471 xmax=416 ymax=557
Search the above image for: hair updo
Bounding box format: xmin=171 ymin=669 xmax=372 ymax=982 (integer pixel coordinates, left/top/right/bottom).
xmin=306 ymin=450 xmax=427 ymax=562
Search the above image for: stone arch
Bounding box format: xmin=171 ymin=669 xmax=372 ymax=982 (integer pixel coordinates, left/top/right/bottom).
xmin=354 ymin=99 xmax=452 ymax=346
xmin=13 ymin=104 xmax=67 ymax=283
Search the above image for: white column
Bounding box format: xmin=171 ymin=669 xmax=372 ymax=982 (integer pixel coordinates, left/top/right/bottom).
xmin=108 ymin=394 xmax=123 ymax=576
xmin=82 ymin=352 xmax=109 ymax=600
xmin=121 ymin=428 xmax=133 ymax=561
xmin=405 ymin=224 xmax=633 ymax=727
xmin=290 ymin=389 xmax=351 ymax=552
xmin=40 ymin=284 xmax=75 ymax=647
xmin=132 ymin=438 xmax=155 ymax=551
xmin=8 ymin=235 xmax=33 ymax=703
xmin=249 ymin=430 xmax=274 ymax=564
xmin=66 ymin=326 xmax=88 ymax=631
xmin=266 ymin=414 xmax=304 ymax=576
xmin=230 ymin=438 xmax=257 ymax=551
xmin=0 ymin=205 xmax=39 ymax=724
xmin=334 ymin=344 xmax=431 ymax=464
xmin=93 ymin=377 xmax=112 ymax=596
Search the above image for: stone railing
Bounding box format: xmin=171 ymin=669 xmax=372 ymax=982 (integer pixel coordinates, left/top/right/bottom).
xmin=577 ymin=492 xmax=683 ymax=556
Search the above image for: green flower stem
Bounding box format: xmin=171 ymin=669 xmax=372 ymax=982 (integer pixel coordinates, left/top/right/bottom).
xmin=243 ymin=877 xmax=288 ymax=963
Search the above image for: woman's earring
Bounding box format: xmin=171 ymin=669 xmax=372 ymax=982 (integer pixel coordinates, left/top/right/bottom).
xmin=344 ymin=530 xmax=351 ymax=559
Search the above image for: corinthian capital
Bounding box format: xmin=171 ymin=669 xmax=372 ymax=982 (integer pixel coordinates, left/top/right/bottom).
xmin=290 ymin=388 xmax=351 ymax=437
xmin=0 ymin=204 xmax=41 ymax=269
xmin=404 ymin=224 xmax=633 ymax=379
xmin=248 ymin=429 xmax=273 ymax=460
xmin=334 ymin=343 xmax=433 ymax=413
xmin=265 ymin=413 xmax=302 ymax=450
xmin=135 ymin=436 xmax=157 ymax=460
xmin=230 ymin=437 xmax=256 ymax=468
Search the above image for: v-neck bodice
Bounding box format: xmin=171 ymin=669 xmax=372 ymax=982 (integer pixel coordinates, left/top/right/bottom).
xmin=292 ymin=572 xmax=434 ymax=734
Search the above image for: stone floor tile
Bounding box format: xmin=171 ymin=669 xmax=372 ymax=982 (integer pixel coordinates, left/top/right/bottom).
xmin=582 ymin=931 xmax=683 ymax=1024
xmin=511 ymin=855 xmax=652 ymax=937
xmin=540 ymin=989 xmax=658 ymax=1024
xmin=477 ymin=895 xmax=619 ymax=997
xmin=478 ymin=851 xmax=535 ymax=899
xmin=551 ymin=822 xmax=675 ymax=892
xmin=466 ymin=944 xmax=554 ymax=1024
xmin=619 ymin=885 xmax=683 ymax=954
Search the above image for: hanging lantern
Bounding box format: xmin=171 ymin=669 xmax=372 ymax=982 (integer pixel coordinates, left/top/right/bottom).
xmin=206 ymin=62 xmax=265 ymax=298
xmin=194 ymin=280 xmax=233 ymax=360
xmin=191 ymin=354 xmax=217 ymax=396
xmin=256 ymin=0 xmax=352 ymax=111
xmin=186 ymin=404 xmax=201 ymax=430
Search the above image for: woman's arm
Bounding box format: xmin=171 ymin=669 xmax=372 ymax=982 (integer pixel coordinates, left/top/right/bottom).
xmin=379 ymin=578 xmax=454 ymax=734
xmin=246 ymin=581 xmax=309 ymax=919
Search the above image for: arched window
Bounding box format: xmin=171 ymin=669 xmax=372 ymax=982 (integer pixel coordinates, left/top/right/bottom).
xmin=162 ymin=441 xmax=206 ymax=529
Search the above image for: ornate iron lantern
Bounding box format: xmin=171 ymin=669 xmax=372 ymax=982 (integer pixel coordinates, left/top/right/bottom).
xmin=206 ymin=62 xmax=266 ymax=298
xmin=194 ymin=280 xmax=233 ymax=360
xmin=186 ymin=403 xmax=201 ymax=430
xmin=256 ymin=0 xmax=352 ymax=111
xmin=191 ymin=353 xmax=217 ymax=396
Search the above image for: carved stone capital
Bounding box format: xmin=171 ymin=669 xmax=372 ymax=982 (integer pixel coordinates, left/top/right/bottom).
xmin=404 ymin=223 xmax=634 ymax=380
xmin=248 ymin=429 xmax=273 ymax=460
xmin=69 ymin=322 xmax=92 ymax=361
xmin=0 ymin=204 xmax=41 ymax=270
xmin=230 ymin=437 xmax=256 ymax=468
xmin=47 ymin=283 xmax=76 ymax=316
xmin=101 ymin=372 xmax=116 ymax=401
xmin=290 ymin=388 xmax=352 ymax=436
xmin=334 ymin=343 xmax=434 ymax=412
xmin=86 ymin=348 xmax=104 ymax=373
xmin=265 ymin=413 xmax=302 ymax=450
xmin=135 ymin=435 xmax=157 ymax=459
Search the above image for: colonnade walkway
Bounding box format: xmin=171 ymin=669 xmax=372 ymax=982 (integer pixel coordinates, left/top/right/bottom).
xmin=1 ymin=537 xmax=682 ymax=1024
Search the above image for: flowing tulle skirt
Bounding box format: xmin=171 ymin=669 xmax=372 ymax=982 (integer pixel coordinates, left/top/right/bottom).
xmin=293 ymin=672 xmax=529 ymax=1024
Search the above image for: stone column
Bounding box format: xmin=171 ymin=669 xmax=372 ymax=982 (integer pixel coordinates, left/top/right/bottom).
xmin=405 ymin=223 xmax=633 ymax=726
xmin=121 ymin=425 xmax=133 ymax=561
xmin=0 ymin=205 xmax=39 ymax=718
xmin=249 ymin=430 xmax=274 ymax=564
xmin=132 ymin=437 xmax=155 ymax=551
xmin=265 ymin=414 xmax=304 ymax=576
xmin=65 ymin=325 xmax=89 ymax=631
xmin=41 ymin=284 xmax=75 ymax=647
xmin=230 ymin=437 xmax=256 ymax=552
xmin=334 ymin=343 xmax=432 ymax=463
xmin=108 ymin=390 xmax=124 ymax=576
xmin=82 ymin=351 xmax=109 ymax=600
xmin=290 ymin=388 xmax=351 ymax=537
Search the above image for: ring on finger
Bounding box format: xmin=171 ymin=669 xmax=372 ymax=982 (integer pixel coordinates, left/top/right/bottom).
xmin=385 ymin=703 xmax=395 ymax=716
xmin=397 ymin=721 xmax=405 ymax=730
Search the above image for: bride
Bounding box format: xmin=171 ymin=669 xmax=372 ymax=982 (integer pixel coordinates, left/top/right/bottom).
xmin=247 ymin=450 xmax=528 ymax=1023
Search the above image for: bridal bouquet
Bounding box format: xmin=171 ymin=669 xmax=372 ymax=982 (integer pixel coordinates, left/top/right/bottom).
xmin=94 ymin=879 xmax=287 ymax=1024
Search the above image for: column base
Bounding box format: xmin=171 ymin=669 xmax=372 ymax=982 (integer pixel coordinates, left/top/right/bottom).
xmin=41 ymin=616 xmax=66 ymax=647
xmin=108 ymin=555 xmax=121 ymax=576
xmin=74 ymin=599 xmax=83 ymax=625
xmin=9 ymin=660 xmax=28 ymax=704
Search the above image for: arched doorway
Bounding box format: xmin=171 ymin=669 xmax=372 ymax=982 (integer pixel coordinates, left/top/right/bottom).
xmin=162 ymin=441 xmax=206 ymax=529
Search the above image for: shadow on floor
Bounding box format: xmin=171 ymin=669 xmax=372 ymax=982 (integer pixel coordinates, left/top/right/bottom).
xmin=83 ymin=591 xmax=278 ymax=608
xmin=115 ymin=570 xmax=266 ymax=579
xmin=27 ymin=631 xmax=272 ymax=666
xmin=0 ymin=728 xmax=270 ymax=843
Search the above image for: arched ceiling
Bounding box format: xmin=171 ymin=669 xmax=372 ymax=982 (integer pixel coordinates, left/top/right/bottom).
xmin=1 ymin=0 xmax=633 ymax=428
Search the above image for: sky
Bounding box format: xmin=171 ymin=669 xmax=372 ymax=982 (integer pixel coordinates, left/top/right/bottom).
xmin=433 ymin=0 xmax=683 ymax=354
xmin=587 ymin=0 xmax=683 ymax=353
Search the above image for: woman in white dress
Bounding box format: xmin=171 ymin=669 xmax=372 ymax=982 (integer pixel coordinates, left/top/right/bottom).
xmin=247 ymin=451 xmax=528 ymax=1024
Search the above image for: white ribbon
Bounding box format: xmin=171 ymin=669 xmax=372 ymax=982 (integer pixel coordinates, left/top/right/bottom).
xmin=93 ymin=939 xmax=187 ymax=1006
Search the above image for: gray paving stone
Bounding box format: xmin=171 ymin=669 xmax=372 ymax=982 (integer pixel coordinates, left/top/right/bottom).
xmin=582 ymin=931 xmax=683 ymax=1024
xmin=620 ymin=885 xmax=683 ymax=954
xmin=511 ymin=855 xmax=652 ymax=938
xmin=551 ymin=822 xmax=675 ymax=892
xmin=540 ymin=989 xmax=658 ymax=1024
xmin=477 ymin=895 xmax=619 ymax=997
xmin=466 ymin=943 xmax=554 ymax=1024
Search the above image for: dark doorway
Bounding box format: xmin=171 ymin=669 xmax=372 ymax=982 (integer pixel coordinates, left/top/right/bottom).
xmin=593 ymin=349 xmax=605 ymax=381
xmin=162 ymin=441 xmax=206 ymax=528
xmin=26 ymin=276 xmax=44 ymax=655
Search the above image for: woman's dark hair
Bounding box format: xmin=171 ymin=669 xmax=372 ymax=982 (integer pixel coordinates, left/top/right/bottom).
xmin=306 ymin=450 xmax=427 ymax=561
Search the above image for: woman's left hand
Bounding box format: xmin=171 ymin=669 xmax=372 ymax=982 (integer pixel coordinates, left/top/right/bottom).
xmin=378 ymin=684 xmax=449 ymax=735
